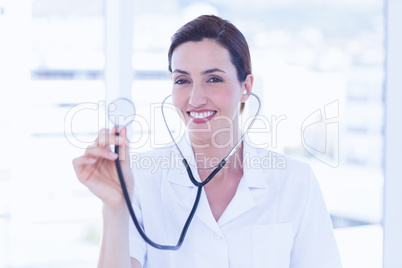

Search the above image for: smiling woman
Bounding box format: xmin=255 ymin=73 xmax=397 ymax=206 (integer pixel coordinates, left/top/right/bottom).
xmin=72 ymin=15 xmax=342 ymax=268
xmin=168 ymin=15 xmax=252 ymax=115
xmin=171 ymin=39 xmax=252 ymax=151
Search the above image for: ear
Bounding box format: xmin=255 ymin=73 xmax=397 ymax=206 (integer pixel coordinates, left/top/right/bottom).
xmin=241 ymin=74 xmax=254 ymax=102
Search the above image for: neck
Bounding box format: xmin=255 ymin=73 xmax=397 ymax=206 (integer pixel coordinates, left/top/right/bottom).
xmin=190 ymin=129 xmax=243 ymax=169
xmin=196 ymin=140 xmax=244 ymax=183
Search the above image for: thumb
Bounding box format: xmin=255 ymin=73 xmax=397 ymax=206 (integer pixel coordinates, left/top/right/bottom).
xmin=117 ymin=127 xmax=130 ymax=162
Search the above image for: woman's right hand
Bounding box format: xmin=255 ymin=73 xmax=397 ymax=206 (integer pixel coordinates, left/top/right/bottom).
xmin=72 ymin=126 xmax=133 ymax=207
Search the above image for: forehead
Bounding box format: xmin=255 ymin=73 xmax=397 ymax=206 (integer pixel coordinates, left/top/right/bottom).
xmin=171 ymin=39 xmax=233 ymax=70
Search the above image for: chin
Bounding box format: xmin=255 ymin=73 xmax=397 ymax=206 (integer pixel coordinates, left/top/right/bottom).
xmin=187 ymin=127 xmax=213 ymax=143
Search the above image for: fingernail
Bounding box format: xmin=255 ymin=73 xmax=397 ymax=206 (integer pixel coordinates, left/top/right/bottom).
xmin=88 ymin=157 xmax=96 ymax=164
xmin=109 ymin=151 xmax=118 ymax=158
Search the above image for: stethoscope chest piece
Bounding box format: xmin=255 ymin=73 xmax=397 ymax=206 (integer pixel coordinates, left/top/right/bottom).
xmin=108 ymin=98 xmax=136 ymax=132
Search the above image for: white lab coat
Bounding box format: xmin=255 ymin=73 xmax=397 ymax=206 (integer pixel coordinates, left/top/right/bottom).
xmin=129 ymin=137 xmax=342 ymax=268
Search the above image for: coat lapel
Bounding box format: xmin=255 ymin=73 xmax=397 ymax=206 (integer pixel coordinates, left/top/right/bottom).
xmin=218 ymin=140 xmax=271 ymax=226
xmin=165 ymin=135 xmax=274 ymax=233
xmin=166 ymin=136 xmax=223 ymax=235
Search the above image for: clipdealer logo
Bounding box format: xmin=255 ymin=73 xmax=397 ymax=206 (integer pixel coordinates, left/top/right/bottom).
xmin=301 ymin=100 xmax=339 ymax=167
xmin=64 ymin=99 xmax=340 ymax=168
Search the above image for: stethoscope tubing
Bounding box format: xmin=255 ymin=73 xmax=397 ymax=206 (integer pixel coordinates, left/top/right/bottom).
xmin=114 ymin=91 xmax=261 ymax=250
xmin=114 ymin=143 xmax=223 ymax=250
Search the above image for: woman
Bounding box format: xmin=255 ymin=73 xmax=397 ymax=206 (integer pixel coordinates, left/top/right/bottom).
xmin=73 ymin=15 xmax=342 ymax=268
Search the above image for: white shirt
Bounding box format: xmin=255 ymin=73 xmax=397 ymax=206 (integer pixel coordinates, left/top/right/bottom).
xmin=129 ymin=138 xmax=342 ymax=268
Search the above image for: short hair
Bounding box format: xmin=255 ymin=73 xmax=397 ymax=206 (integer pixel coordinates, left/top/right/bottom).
xmin=168 ymin=15 xmax=252 ymax=112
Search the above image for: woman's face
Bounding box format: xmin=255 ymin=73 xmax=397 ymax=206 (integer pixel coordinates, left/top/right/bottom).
xmin=171 ymin=38 xmax=253 ymax=145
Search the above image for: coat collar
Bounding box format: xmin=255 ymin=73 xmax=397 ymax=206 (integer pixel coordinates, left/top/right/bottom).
xmin=165 ymin=134 xmax=280 ymax=229
xmin=166 ymin=134 xmax=271 ymax=189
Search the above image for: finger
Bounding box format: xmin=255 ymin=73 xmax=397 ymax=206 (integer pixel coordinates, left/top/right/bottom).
xmin=94 ymin=128 xmax=108 ymax=147
xmin=85 ymin=146 xmax=118 ymax=160
xmin=72 ymin=156 xmax=96 ymax=180
xmin=97 ymin=128 xmax=124 ymax=147
xmin=72 ymin=155 xmax=96 ymax=169
xmin=72 ymin=155 xmax=100 ymax=185
xmin=113 ymin=125 xmax=118 ymax=134
xmin=119 ymin=127 xmax=127 ymax=142
xmin=116 ymin=127 xmax=130 ymax=161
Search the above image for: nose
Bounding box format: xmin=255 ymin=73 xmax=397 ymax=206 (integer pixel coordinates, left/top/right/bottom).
xmin=188 ymin=84 xmax=207 ymax=108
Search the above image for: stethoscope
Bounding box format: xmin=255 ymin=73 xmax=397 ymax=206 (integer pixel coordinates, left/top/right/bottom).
xmin=107 ymin=91 xmax=261 ymax=250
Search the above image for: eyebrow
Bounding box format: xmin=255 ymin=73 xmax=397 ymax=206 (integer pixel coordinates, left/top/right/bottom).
xmin=172 ymin=68 xmax=226 ymax=75
xmin=172 ymin=69 xmax=189 ymax=75
xmin=202 ymin=68 xmax=225 ymax=75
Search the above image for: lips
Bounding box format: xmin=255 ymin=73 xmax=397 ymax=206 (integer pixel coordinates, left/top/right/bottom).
xmin=187 ymin=110 xmax=217 ymax=123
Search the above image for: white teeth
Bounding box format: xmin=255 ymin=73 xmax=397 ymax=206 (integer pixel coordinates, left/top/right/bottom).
xmin=190 ymin=111 xmax=216 ymax=119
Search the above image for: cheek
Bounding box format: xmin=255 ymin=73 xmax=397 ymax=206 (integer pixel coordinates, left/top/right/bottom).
xmin=217 ymin=87 xmax=242 ymax=109
xmin=172 ymin=89 xmax=186 ymax=110
xmin=170 ymin=90 xmax=187 ymax=122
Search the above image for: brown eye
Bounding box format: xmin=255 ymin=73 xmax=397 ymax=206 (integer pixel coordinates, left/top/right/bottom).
xmin=208 ymin=77 xmax=223 ymax=83
xmin=175 ymin=79 xmax=189 ymax=85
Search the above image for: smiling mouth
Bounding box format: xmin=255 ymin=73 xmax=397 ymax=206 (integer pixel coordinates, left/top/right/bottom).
xmin=188 ymin=111 xmax=217 ymax=119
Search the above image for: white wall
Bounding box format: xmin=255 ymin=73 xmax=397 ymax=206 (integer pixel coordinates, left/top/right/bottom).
xmin=383 ymin=0 xmax=402 ymax=267
xmin=0 ymin=1 xmax=31 ymax=266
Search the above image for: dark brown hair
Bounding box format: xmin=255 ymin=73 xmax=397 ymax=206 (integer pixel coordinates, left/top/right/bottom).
xmin=168 ymin=15 xmax=252 ymax=112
